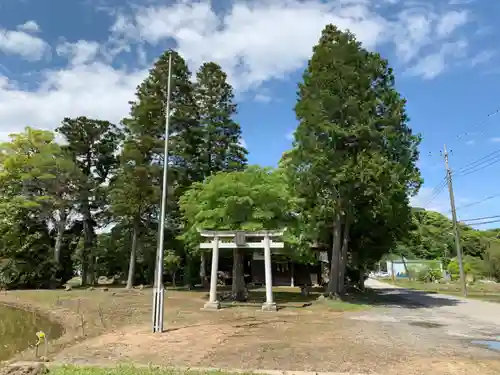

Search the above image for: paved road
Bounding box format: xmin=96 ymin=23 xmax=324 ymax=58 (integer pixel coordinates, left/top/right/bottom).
xmin=362 ymin=278 xmax=500 ymax=340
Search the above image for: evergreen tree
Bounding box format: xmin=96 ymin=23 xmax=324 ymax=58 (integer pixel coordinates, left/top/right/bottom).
xmin=194 ymin=62 xmax=248 ymax=290
xmin=287 ymin=25 xmax=420 ymax=295
xmin=114 ymin=50 xmax=202 ymax=288
xmin=195 ymin=62 xmax=247 ymax=175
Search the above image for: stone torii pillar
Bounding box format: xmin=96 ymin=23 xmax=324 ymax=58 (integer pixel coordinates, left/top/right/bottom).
xmin=204 ymin=235 xmax=220 ymax=310
xmin=198 ymin=229 xmax=285 ymax=312
xmin=262 ymin=232 xmax=276 ymax=311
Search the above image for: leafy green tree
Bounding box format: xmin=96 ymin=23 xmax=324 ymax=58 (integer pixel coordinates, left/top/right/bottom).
xmin=194 ymin=62 xmax=248 ymax=286
xmin=164 ymin=250 xmax=181 ymax=287
xmin=395 ymin=209 xmax=454 ymax=261
xmin=56 ymin=117 xmax=122 ymax=285
xmin=0 ymin=207 xmax=54 ymax=289
xmin=0 ymin=128 xmax=80 ymax=280
xmin=179 ymin=166 xmax=295 ymax=300
xmin=286 ymin=24 xmax=420 ymax=295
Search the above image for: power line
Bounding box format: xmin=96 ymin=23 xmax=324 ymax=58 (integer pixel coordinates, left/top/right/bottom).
xmin=452 ymin=192 xmax=500 ymax=213
xmin=455 ymin=107 xmax=500 ymax=143
xmin=460 ymin=215 xmax=500 ymax=222
xmin=422 ymin=176 xmax=447 ymax=208
xmin=465 ymin=218 xmax=500 ymax=227
xmin=455 ymin=149 xmax=500 ymax=172
xmin=453 ymin=149 xmax=500 ymax=178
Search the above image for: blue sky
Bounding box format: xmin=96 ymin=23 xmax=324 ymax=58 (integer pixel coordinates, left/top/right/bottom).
xmin=0 ymin=0 xmax=499 ymax=228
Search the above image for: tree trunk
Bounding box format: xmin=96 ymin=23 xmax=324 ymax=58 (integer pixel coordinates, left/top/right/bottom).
xmin=81 ymin=197 xmax=95 ymax=286
xmin=338 ymin=213 xmax=351 ymax=294
xmin=172 ymin=271 xmax=177 ymax=288
xmin=358 ymin=266 xmax=365 ymax=291
xmin=327 ymin=211 xmax=343 ymax=297
xmin=126 ymin=220 xmax=140 ymax=289
xmin=231 ymin=248 xmax=246 ymax=301
xmin=54 ymin=212 xmax=67 ymax=264
xmin=401 ymin=255 xmax=410 ymax=280
xmin=200 ymin=252 xmax=209 ymax=289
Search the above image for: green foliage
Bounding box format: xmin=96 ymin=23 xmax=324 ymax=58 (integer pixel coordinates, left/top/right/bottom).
xmin=395 ymin=209 xmax=454 ymax=261
xmin=195 ymin=62 xmax=247 ymax=174
xmin=0 ymin=127 xmax=80 ymax=218
xmin=0 ymin=209 xmax=55 ymax=289
xmin=6 ymin=33 xmax=500 ymax=293
xmin=179 ymin=166 xmax=296 ymax=252
xmin=56 ymin=117 xmax=122 ymax=285
xmin=447 ymin=258 xmax=472 ymax=280
xmin=412 ymin=263 xmax=442 ymax=282
xmin=285 ymin=24 xmax=421 ymax=289
xmin=164 ymin=250 xmax=181 ymax=286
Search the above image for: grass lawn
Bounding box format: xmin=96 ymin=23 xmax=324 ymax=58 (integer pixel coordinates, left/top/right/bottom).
xmin=384 ymin=278 xmax=500 ymax=303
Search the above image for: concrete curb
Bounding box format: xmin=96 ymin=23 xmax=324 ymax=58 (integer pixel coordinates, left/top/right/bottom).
xmin=7 ymin=361 xmax=371 ymax=375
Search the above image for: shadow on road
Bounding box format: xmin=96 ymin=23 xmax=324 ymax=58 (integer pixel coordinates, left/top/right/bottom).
xmin=344 ymin=286 xmax=461 ymax=309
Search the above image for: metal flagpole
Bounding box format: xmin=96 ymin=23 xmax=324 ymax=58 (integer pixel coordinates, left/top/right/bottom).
xmin=152 ymin=51 xmax=173 ymax=333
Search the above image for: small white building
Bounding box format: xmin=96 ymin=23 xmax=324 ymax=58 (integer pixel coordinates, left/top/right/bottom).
xmin=386 ymin=258 xmax=443 ymax=278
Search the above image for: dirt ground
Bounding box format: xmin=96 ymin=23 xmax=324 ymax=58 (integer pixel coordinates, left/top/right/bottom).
xmin=2 ymin=286 xmax=500 ymax=375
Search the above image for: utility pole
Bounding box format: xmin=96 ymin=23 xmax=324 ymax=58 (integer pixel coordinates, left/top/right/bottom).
xmin=152 ymin=51 xmax=173 ymax=333
xmin=443 ymin=144 xmax=467 ymax=297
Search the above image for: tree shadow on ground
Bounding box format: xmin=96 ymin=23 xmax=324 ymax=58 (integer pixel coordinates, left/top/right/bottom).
xmin=166 ymin=282 xmax=462 ymax=309
xmin=219 ymin=290 xmax=317 ymax=309
xmin=342 ymin=286 xmax=462 ymax=309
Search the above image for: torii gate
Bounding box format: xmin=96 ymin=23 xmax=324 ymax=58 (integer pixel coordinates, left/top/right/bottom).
xmin=199 ymin=229 xmax=285 ymax=312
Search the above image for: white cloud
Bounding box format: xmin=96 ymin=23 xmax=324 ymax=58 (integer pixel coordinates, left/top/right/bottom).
xmin=253 ymin=87 xmax=274 ymax=103
xmin=470 ymin=50 xmax=494 ymax=67
xmin=109 ymin=1 xmax=475 ymax=87
xmin=56 ymin=40 xmax=101 ymax=65
xmin=110 ymin=0 xmax=390 ymax=91
xmin=436 ymin=10 xmax=468 ymax=37
xmin=0 ymin=0 xmax=480 ymax=140
xmin=410 ymin=186 xmax=450 ymax=216
xmin=391 ymin=7 xmax=470 ymax=77
xmin=254 ymin=93 xmax=272 ymax=103
xmin=17 ymin=20 xmax=41 ymax=33
xmin=285 ymin=130 xmax=295 ymax=141
xmin=407 ymin=39 xmax=467 ymax=79
xmin=0 ymin=62 xmax=147 ymax=135
xmin=0 ymin=27 xmax=49 ymax=60
xmin=490 ymin=137 xmax=500 ymax=143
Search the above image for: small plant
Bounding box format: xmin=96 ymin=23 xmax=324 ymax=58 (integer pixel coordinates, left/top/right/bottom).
xmin=79 ymin=314 xmax=85 ymax=336
xmin=97 ymin=304 xmax=106 ymax=327
xmin=35 ymin=331 xmax=48 ymax=358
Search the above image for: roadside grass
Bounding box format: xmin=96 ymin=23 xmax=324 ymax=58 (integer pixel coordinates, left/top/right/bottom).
xmin=383 ymin=278 xmax=500 ymax=303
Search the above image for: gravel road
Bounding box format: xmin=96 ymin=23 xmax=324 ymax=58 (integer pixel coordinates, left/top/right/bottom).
xmin=361 ymin=278 xmax=500 ymax=343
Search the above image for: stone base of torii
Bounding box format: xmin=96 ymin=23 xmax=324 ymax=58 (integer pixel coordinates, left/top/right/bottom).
xmin=198 ymin=230 xmax=285 ymax=312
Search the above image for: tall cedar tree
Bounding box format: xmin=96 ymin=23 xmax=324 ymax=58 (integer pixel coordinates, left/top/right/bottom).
xmin=56 ymin=117 xmax=122 ymax=285
xmin=194 ymin=62 xmax=248 ymax=292
xmin=195 ymin=62 xmax=247 ymax=174
xmin=288 ymin=25 xmax=420 ymax=295
xmin=117 ymin=50 xmax=202 ymax=288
